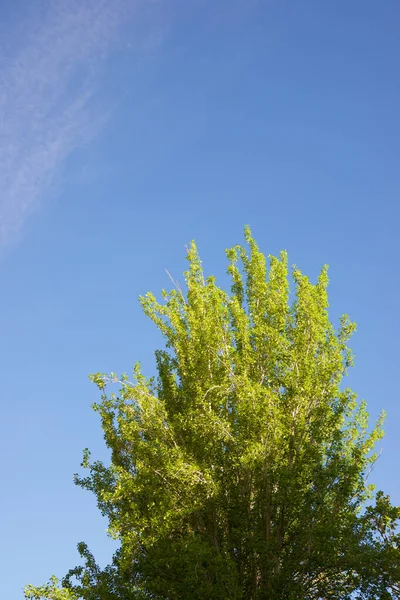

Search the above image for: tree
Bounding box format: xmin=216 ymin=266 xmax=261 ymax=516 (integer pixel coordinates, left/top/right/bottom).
xmin=26 ymin=228 xmax=400 ymax=599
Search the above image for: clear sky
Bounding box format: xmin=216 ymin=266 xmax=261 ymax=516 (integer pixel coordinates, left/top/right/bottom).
xmin=1 ymin=1 xmax=399 ymax=597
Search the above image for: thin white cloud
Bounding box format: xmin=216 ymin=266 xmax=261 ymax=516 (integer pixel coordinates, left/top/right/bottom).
xmin=0 ymin=0 xmax=141 ymax=247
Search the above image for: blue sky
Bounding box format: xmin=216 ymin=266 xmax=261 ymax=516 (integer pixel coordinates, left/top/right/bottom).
xmin=1 ymin=1 xmax=399 ymax=597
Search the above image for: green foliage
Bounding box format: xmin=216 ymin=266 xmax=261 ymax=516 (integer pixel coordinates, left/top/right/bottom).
xmin=25 ymin=576 xmax=78 ymax=600
xmin=26 ymin=228 xmax=400 ymax=599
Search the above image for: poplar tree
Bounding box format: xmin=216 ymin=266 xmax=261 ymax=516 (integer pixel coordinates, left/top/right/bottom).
xmin=26 ymin=229 xmax=400 ymax=599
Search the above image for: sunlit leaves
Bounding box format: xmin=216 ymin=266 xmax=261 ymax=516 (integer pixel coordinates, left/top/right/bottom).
xmin=26 ymin=228 xmax=399 ymax=599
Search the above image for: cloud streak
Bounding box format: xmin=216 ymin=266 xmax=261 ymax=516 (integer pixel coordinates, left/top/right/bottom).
xmin=0 ymin=0 xmax=139 ymax=246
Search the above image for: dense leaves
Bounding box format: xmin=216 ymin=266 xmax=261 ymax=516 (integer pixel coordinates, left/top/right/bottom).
xmin=26 ymin=228 xmax=400 ymax=599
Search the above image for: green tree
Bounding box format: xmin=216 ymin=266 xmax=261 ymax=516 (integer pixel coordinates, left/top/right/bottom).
xmin=26 ymin=228 xmax=400 ymax=599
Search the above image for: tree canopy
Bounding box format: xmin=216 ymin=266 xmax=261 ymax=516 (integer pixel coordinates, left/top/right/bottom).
xmin=26 ymin=228 xmax=400 ymax=599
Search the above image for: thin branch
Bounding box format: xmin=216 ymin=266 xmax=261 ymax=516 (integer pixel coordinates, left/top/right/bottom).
xmin=165 ymin=268 xmax=187 ymax=304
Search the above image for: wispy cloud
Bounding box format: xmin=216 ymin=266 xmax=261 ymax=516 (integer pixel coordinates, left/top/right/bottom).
xmin=0 ymin=0 xmax=143 ymax=246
